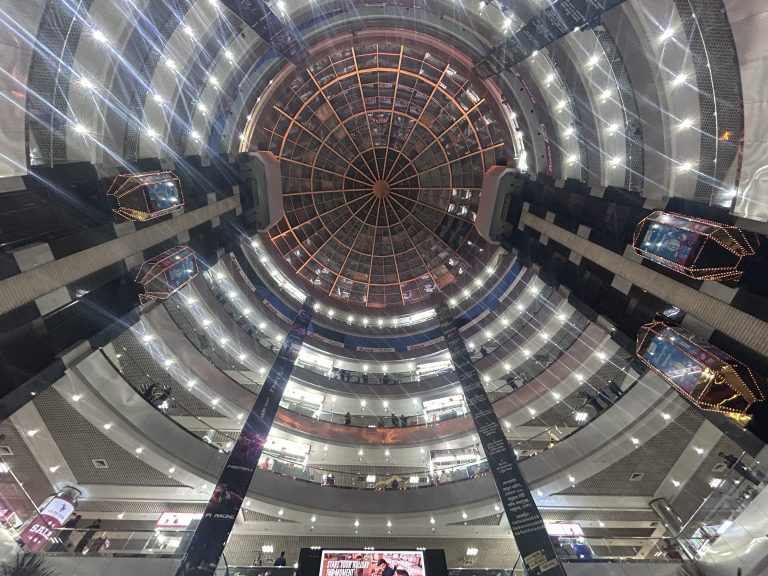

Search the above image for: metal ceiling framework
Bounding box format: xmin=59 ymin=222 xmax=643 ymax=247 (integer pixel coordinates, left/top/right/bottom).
xmin=259 ymin=44 xmax=509 ymax=308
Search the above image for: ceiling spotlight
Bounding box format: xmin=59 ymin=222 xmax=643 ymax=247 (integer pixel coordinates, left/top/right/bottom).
xmin=680 ymin=161 xmax=694 ymax=173
xmin=671 ymin=73 xmax=687 ymax=86
xmin=78 ymin=77 xmax=95 ymax=90
xmin=659 ymin=27 xmax=674 ymax=41
xmin=679 ymin=118 xmax=693 ymax=129
xmin=92 ymin=29 xmax=108 ymax=43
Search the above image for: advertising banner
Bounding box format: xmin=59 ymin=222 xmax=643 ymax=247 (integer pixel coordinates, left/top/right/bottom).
xmin=176 ymin=298 xmax=315 ymax=576
xmin=436 ymin=304 xmax=565 ymax=576
xmin=320 ymin=551 xmax=425 ymax=576
xmin=19 ymin=495 xmax=76 ymax=552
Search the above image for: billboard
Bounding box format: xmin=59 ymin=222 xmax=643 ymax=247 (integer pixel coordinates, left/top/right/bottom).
xmin=176 ymin=298 xmax=314 ymax=575
xmin=436 ymin=304 xmax=565 ymax=576
xmin=320 ymin=551 xmax=425 ymax=576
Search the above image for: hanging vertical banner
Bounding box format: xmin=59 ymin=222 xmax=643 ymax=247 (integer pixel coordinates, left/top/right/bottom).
xmin=436 ymin=304 xmax=566 ymax=576
xmin=176 ymin=298 xmax=315 ymax=576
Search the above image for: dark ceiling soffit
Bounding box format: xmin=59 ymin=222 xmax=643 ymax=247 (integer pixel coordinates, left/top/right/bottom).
xmin=220 ymin=0 xmax=309 ymax=64
xmin=477 ymin=0 xmax=629 ymax=79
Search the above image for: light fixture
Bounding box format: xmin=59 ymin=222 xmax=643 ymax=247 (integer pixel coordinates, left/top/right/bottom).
xmin=354 ymin=519 xmax=359 ymax=527
xmin=168 ymin=467 xmax=176 ymax=473
xmin=135 ymin=447 xmax=143 ymax=454
xmin=117 ymin=512 xmax=125 ymax=519
xmin=694 ymin=447 xmax=704 ymax=455
xmin=680 ymin=161 xmax=694 ymax=173
xmin=631 ymin=437 xmax=640 ymax=445
xmin=103 ymin=423 xmax=112 ymax=430
xmin=679 ymin=118 xmax=693 ymax=130
xmin=278 ymin=509 xmax=284 ymax=516
xmin=672 ymin=479 xmax=681 ymax=487
xmin=49 ymin=466 xmax=59 ymax=473
xmin=659 ymin=27 xmax=674 ymax=41
xmin=462 ymin=511 xmax=467 ymax=519
xmin=72 ymin=394 xmax=82 ymax=402
xmin=430 ymin=517 xmax=435 ymax=524
xmin=671 ymin=73 xmax=687 ymax=86
xmin=662 ymin=413 xmax=671 ymax=420
xmin=311 ymin=515 xmax=316 ymax=522
xmin=92 ymin=29 xmax=108 ymax=43
xmin=26 ymin=430 xmax=38 ymax=437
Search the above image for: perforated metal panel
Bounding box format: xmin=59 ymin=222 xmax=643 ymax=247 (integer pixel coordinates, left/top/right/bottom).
xmin=33 ymin=388 xmax=186 ymax=487
xmin=0 ymin=421 xmax=54 ymax=504
xmin=557 ymin=408 xmax=704 ymax=497
xmin=674 ymin=0 xmax=743 ymax=201
xmin=594 ymin=29 xmax=644 ymax=193
xmin=26 ymin=0 xmax=94 ymax=164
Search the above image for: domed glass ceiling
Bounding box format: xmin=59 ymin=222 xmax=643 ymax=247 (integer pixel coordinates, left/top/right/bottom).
xmin=256 ymin=44 xmax=509 ymax=308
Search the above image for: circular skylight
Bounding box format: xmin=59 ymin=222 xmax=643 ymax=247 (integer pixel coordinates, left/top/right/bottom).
xmin=253 ymin=44 xmax=511 ymax=308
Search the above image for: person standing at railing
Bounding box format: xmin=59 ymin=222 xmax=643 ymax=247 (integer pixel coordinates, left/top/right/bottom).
xmin=719 ymin=452 xmax=763 ymax=485
xmin=74 ymin=519 xmax=101 ymax=554
xmin=344 ymin=412 xmax=352 ymax=426
xmin=391 ymin=413 xmax=399 ymax=427
xmin=56 ymin=513 xmax=81 ymax=550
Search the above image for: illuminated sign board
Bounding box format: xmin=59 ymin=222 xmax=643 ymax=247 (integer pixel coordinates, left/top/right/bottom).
xmin=156 ymin=512 xmax=204 ymax=528
xmin=319 ymin=551 xmax=425 ymax=576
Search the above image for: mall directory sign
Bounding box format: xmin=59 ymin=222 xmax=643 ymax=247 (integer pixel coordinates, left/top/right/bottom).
xmin=632 ymin=211 xmax=758 ymax=282
xmin=637 ymin=320 xmax=765 ymax=421
xmin=437 ymin=304 xmax=565 ymax=576
xmin=176 ymin=298 xmax=314 ymax=576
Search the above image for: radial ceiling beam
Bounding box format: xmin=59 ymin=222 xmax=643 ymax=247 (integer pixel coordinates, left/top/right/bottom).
xmin=476 ymin=0 xmax=629 ymax=79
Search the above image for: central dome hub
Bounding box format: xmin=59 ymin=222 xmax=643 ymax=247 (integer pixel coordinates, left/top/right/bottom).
xmin=372 ymin=180 xmax=391 ymax=199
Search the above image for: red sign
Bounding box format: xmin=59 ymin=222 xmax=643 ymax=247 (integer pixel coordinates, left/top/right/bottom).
xmin=19 ymin=497 xmax=74 ymax=552
xmin=156 ymin=512 xmax=204 ymax=528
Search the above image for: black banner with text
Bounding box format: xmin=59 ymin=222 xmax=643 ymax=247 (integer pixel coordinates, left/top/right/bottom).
xmin=436 ymin=304 xmax=565 ymax=576
xmin=176 ymin=298 xmax=315 ymax=576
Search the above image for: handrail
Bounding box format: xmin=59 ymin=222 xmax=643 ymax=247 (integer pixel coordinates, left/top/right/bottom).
xmin=101 ymin=333 xmax=640 ymax=491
